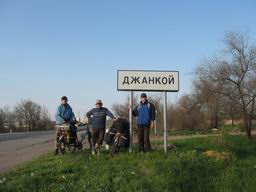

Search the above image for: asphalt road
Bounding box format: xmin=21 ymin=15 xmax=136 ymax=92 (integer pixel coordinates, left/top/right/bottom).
xmin=0 ymin=130 xmax=55 ymax=142
xmin=0 ymin=130 xmax=55 ymax=173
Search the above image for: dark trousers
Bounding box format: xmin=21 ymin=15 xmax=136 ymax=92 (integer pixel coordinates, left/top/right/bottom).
xmin=69 ymin=123 xmax=77 ymax=137
xmin=92 ymin=128 xmax=105 ymax=146
xmin=137 ymin=125 xmax=151 ymax=152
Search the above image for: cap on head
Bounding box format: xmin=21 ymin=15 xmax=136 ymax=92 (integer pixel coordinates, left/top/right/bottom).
xmin=61 ymin=96 xmax=68 ymax=101
xmin=96 ymin=99 xmax=103 ymax=105
xmin=140 ymin=93 xmax=147 ymax=98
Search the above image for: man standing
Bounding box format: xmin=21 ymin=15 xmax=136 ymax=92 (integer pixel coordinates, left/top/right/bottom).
xmin=86 ymin=99 xmax=116 ymax=155
xmin=133 ymin=93 xmax=155 ymax=152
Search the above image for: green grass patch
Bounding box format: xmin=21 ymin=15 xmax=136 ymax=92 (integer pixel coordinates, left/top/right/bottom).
xmin=1 ymin=135 xmax=256 ymax=192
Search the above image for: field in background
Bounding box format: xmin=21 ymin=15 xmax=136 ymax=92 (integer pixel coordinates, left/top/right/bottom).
xmin=167 ymin=124 xmax=256 ymax=136
xmin=1 ymin=135 xmax=256 ymax=192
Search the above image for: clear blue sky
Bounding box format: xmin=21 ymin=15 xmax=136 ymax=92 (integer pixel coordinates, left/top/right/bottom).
xmin=0 ymin=0 xmax=256 ymax=119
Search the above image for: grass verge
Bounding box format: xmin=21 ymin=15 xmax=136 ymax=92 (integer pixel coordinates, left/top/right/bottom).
xmin=1 ymin=135 xmax=256 ymax=192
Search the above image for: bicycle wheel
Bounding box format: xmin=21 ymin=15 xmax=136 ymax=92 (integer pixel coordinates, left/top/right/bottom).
xmin=111 ymin=137 xmax=120 ymax=157
xmin=67 ymin=141 xmax=76 ymax=153
xmin=59 ymin=138 xmax=66 ymax=154
xmin=77 ymin=141 xmax=83 ymax=150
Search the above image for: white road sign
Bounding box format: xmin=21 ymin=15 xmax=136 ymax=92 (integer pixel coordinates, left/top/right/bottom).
xmin=117 ymin=70 xmax=179 ymax=92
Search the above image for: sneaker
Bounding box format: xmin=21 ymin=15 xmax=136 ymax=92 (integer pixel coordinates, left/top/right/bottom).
xmin=92 ymin=150 xmax=95 ymax=155
xmin=95 ymin=143 xmax=100 ymax=150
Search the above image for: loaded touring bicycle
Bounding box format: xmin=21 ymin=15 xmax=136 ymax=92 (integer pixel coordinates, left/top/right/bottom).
xmin=55 ymin=122 xmax=92 ymax=154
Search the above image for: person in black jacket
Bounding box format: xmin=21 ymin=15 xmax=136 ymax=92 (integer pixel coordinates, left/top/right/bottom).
xmin=133 ymin=93 xmax=155 ymax=152
xmin=86 ymin=99 xmax=116 ymax=155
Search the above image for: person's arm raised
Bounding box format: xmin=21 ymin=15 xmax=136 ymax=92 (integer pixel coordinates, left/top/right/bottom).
xmin=132 ymin=104 xmax=139 ymax=117
xmin=106 ymin=108 xmax=118 ymax=121
xmin=86 ymin=109 xmax=94 ymax=124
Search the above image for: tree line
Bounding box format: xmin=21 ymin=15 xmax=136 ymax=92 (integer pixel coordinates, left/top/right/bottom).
xmin=112 ymin=31 xmax=256 ymax=139
xmin=0 ymin=99 xmax=52 ymax=133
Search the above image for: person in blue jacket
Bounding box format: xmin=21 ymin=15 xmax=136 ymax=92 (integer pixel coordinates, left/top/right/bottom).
xmin=56 ymin=96 xmax=76 ymax=124
xmin=133 ymin=93 xmax=155 ymax=152
xmin=55 ymin=96 xmax=77 ymax=154
xmin=55 ymin=96 xmax=77 ymax=143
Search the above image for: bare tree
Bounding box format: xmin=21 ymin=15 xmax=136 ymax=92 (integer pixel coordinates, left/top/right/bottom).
xmin=193 ymin=80 xmax=222 ymax=129
xmin=195 ymin=31 xmax=256 ymax=138
xmin=0 ymin=100 xmax=52 ymax=133
xmin=171 ymin=94 xmax=206 ymax=131
xmin=15 ymin=100 xmax=42 ymax=131
xmin=112 ymin=96 xmax=130 ymax=119
xmin=0 ymin=108 xmax=5 ymax=132
xmin=39 ymin=106 xmax=51 ymax=129
xmin=3 ymin=106 xmax=16 ymax=133
xmin=221 ymin=96 xmax=241 ymax=128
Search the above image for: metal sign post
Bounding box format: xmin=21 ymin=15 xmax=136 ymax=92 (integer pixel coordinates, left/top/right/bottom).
xmin=154 ymin=110 xmax=157 ymax=135
xmin=129 ymin=91 xmax=134 ymax=153
xmin=163 ymin=91 xmax=168 ymax=153
xmin=117 ymin=70 xmax=179 ymax=153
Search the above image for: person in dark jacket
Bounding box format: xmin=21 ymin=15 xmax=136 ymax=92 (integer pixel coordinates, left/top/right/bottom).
xmin=133 ymin=93 xmax=155 ymax=152
xmin=86 ymin=99 xmax=116 ymax=155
